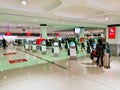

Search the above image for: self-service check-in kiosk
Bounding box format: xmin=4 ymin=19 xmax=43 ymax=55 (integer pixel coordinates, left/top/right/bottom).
xmin=32 ymin=40 xmax=37 ymax=52
xmin=41 ymin=41 xmax=46 ymax=54
xmin=24 ymin=39 xmax=30 ymax=51
xmin=53 ymin=42 xmax=59 ymax=56
xmin=69 ymin=41 xmax=77 ymax=60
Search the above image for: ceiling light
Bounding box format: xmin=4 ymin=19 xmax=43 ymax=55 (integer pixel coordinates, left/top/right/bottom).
xmin=21 ymin=0 xmax=27 ymax=5
xmin=18 ymin=24 xmax=21 ymax=26
xmin=105 ymin=16 xmax=108 ymax=20
xmin=49 ymin=21 xmax=53 ymax=23
xmin=33 ymin=19 xmax=37 ymax=22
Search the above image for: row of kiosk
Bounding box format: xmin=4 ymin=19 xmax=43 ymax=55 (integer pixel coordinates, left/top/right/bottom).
xmin=23 ymin=38 xmax=77 ymax=59
xmin=0 ymin=36 xmax=80 ymax=59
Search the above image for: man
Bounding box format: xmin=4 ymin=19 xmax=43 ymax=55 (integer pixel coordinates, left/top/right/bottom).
xmin=96 ymin=43 xmax=104 ymax=67
xmin=2 ymin=38 xmax=7 ymax=49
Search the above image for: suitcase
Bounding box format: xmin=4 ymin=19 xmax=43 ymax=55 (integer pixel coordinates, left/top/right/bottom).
xmin=103 ymin=53 xmax=110 ymax=68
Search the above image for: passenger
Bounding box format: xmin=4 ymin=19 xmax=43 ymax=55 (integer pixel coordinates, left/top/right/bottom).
xmin=96 ymin=43 xmax=104 ymax=67
xmin=81 ymin=41 xmax=85 ymax=51
xmin=105 ymin=42 xmax=111 ymax=68
xmin=2 ymin=38 xmax=7 ymax=49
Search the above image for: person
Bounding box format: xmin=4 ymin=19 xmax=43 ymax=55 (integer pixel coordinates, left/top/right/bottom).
xmin=96 ymin=43 xmax=104 ymax=67
xmin=81 ymin=41 xmax=85 ymax=51
xmin=98 ymin=38 xmax=102 ymax=45
xmin=2 ymin=38 xmax=7 ymax=49
xmin=87 ymin=41 xmax=90 ymax=53
xmin=105 ymin=42 xmax=111 ymax=68
xmin=106 ymin=42 xmax=111 ymax=57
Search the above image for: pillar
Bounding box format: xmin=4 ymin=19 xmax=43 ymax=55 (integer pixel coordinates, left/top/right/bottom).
xmin=40 ymin=24 xmax=47 ymax=39
xmin=106 ymin=24 xmax=120 ymax=56
xmin=79 ymin=27 xmax=85 ymax=38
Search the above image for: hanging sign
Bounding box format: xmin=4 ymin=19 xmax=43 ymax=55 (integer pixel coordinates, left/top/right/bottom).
xmin=6 ymin=32 xmax=12 ymax=36
xmin=26 ymin=32 xmax=31 ymax=36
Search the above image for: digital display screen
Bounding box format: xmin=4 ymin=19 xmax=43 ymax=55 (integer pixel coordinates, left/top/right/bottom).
xmin=70 ymin=42 xmax=75 ymax=47
xmin=54 ymin=42 xmax=58 ymax=46
xmin=25 ymin=39 xmax=30 ymax=44
xmin=75 ymin=28 xmax=81 ymax=34
xmin=58 ymin=37 xmax=62 ymax=41
xmin=42 ymin=41 xmax=46 ymax=45
xmin=32 ymin=40 xmax=36 ymax=45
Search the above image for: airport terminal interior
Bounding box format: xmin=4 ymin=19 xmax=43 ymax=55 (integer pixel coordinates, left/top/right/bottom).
xmin=0 ymin=0 xmax=120 ymax=90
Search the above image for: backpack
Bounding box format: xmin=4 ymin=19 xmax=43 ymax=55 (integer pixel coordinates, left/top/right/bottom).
xmin=96 ymin=45 xmax=104 ymax=56
xmin=92 ymin=50 xmax=97 ymax=57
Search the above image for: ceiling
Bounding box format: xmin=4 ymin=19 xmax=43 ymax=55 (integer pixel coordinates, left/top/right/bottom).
xmin=0 ymin=0 xmax=120 ymax=30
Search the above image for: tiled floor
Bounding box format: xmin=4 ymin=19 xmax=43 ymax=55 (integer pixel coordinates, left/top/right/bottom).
xmin=0 ymin=46 xmax=120 ymax=90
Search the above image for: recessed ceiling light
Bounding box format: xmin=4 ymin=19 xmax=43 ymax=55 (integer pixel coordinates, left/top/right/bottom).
xmin=21 ymin=0 xmax=27 ymax=5
xmin=3 ymin=76 xmax=7 ymax=79
xmin=33 ymin=19 xmax=37 ymax=22
xmin=18 ymin=24 xmax=21 ymax=26
xmin=104 ymin=16 xmax=108 ymax=20
xmin=49 ymin=21 xmax=53 ymax=23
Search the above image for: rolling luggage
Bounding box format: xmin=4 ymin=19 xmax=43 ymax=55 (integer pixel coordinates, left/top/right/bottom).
xmin=103 ymin=53 xmax=110 ymax=68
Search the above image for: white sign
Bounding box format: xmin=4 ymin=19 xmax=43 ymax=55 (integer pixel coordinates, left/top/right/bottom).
xmin=42 ymin=46 xmax=46 ymax=52
xmin=25 ymin=44 xmax=29 ymax=49
xmin=32 ymin=45 xmax=37 ymax=50
xmin=70 ymin=48 xmax=76 ymax=56
xmin=54 ymin=47 xmax=59 ymax=54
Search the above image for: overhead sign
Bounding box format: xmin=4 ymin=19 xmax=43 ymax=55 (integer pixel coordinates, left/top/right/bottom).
xmin=26 ymin=32 xmax=31 ymax=36
xmin=6 ymin=32 xmax=12 ymax=36
xmin=108 ymin=27 xmax=116 ymax=39
xmin=56 ymin=33 xmax=60 ymax=37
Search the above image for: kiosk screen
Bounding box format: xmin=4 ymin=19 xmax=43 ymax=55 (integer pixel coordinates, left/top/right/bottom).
xmin=70 ymin=42 xmax=75 ymax=47
xmin=42 ymin=41 xmax=46 ymax=45
xmin=32 ymin=40 xmax=36 ymax=45
xmin=54 ymin=42 xmax=58 ymax=46
xmin=25 ymin=39 xmax=30 ymax=44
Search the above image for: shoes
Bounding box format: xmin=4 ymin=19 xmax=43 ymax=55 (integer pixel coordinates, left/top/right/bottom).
xmin=104 ymin=66 xmax=111 ymax=69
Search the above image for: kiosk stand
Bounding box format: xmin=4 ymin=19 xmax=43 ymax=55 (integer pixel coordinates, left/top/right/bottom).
xmin=32 ymin=40 xmax=37 ymax=52
xmin=41 ymin=41 xmax=46 ymax=54
xmin=24 ymin=39 xmax=30 ymax=51
xmin=53 ymin=42 xmax=59 ymax=56
xmin=69 ymin=41 xmax=77 ymax=60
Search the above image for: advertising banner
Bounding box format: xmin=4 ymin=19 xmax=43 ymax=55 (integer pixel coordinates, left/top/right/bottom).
xmin=108 ymin=27 xmax=116 ymax=39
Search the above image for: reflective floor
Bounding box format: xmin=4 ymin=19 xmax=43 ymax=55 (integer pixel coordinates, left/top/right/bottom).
xmin=0 ymin=46 xmax=120 ymax=90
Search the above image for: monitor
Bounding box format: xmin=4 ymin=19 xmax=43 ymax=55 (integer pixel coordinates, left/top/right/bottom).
xmin=42 ymin=41 xmax=46 ymax=45
xmin=75 ymin=28 xmax=81 ymax=34
xmin=32 ymin=40 xmax=36 ymax=45
xmin=54 ymin=42 xmax=58 ymax=46
xmin=25 ymin=39 xmax=30 ymax=44
xmin=70 ymin=41 xmax=75 ymax=47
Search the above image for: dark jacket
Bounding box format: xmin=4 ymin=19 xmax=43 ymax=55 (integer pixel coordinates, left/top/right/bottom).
xmin=106 ymin=42 xmax=111 ymax=57
xmin=96 ymin=44 xmax=104 ymax=56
